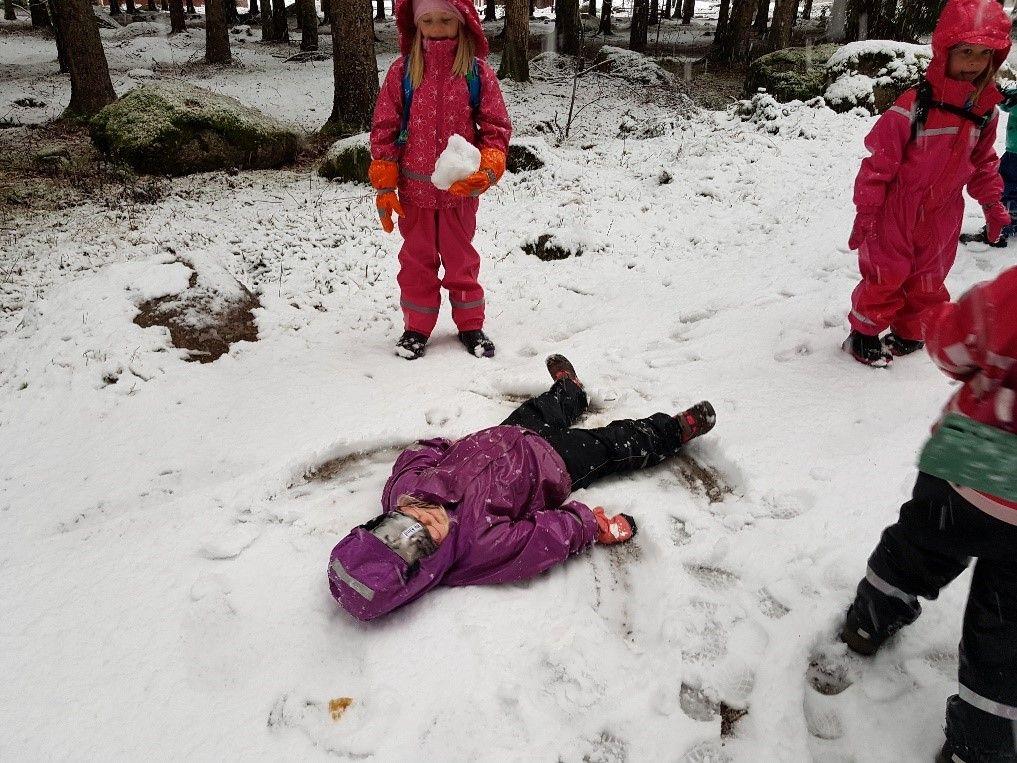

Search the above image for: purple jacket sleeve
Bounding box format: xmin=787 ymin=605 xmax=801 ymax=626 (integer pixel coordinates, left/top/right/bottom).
xmin=370 ymin=59 xmax=405 ymax=163
xmin=853 ymin=95 xmax=913 ymax=213
xmin=451 ymin=500 xmax=598 ymax=586
xmin=966 ymin=111 xmax=1003 ymax=207
xmin=474 ymin=60 xmax=512 ymax=154
xmin=380 ymin=438 xmax=451 ymax=509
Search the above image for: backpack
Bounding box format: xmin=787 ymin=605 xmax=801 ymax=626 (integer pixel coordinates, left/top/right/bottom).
xmin=395 ymin=55 xmax=483 ymax=147
xmin=910 ymin=76 xmax=995 ymax=142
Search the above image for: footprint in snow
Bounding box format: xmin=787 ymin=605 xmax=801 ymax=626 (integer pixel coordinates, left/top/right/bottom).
xmin=198 ymin=523 xmax=261 ymax=560
xmin=679 ymin=740 xmax=731 ymax=763
xmin=581 ymin=730 xmax=628 ymax=763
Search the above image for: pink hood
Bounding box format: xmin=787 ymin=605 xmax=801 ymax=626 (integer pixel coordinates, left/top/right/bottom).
xmin=395 ymin=0 xmax=490 ymax=58
xmin=927 ymin=0 xmax=1012 ymax=98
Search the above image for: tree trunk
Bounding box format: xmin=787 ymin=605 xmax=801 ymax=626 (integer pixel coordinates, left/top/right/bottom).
xmin=224 ymin=0 xmax=238 ymax=23
xmin=272 ymin=0 xmax=289 ymax=40
xmin=529 ymin=0 xmax=534 ymax=17
xmin=661 ymin=0 xmax=671 ymax=20
xmin=714 ymin=0 xmax=730 ymax=36
xmin=629 ymin=0 xmax=648 ymax=51
xmin=205 ymin=0 xmax=232 ymax=62
xmin=51 ymin=0 xmax=116 ymax=117
xmin=375 ymin=0 xmax=384 ymax=18
xmin=588 ymin=0 xmax=596 ymax=17
xmin=680 ymin=0 xmax=693 ymax=23
xmin=49 ymin=0 xmax=69 ymax=71
xmin=768 ymin=0 xmax=795 ymax=49
xmin=555 ymin=0 xmax=580 ymax=54
xmin=186 ymin=0 xmax=194 ymax=12
xmin=262 ymin=0 xmax=274 ymax=37
xmin=110 ymin=0 xmax=122 ymax=16
xmin=801 ymin=0 xmax=811 ymax=18
xmin=301 ymin=0 xmax=318 ymax=48
xmin=499 ymin=0 xmax=529 ymax=80
xmin=250 ymin=0 xmax=259 ymax=13
xmin=3 ymin=0 xmax=15 ymax=21
xmin=753 ymin=0 xmax=767 ymax=31
xmin=485 ymin=0 xmax=495 ymax=21
xmin=169 ymin=0 xmax=185 ymax=27
xmin=147 ymin=0 xmax=156 ymax=10
xmin=710 ymin=0 xmax=753 ymax=62
xmin=30 ymin=0 xmax=50 ymax=26
xmin=599 ymin=0 xmax=611 ymax=32
xmin=327 ymin=0 xmax=380 ymax=133
xmin=649 ymin=0 xmax=658 ymax=25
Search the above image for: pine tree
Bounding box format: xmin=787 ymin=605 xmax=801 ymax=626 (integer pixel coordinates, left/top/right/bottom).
xmin=205 ymin=0 xmax=232 ymax=63
xmin=301 ymin=0 xmax=318 ymax=49
xmin=326 ymin=0 xmax=380 ymax=133
xmin=629 ymin=0 xmax=648 ymax=52
xmin=169 ymin=0 xmax=185 ymax=29
xmin=499 ymin=0 xmax=529 ymax=81
xmin=51 ymin=0 xmax=116 ymax=117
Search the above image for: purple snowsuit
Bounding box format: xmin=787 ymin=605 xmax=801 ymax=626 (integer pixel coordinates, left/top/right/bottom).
xmin=327 ymin=425 xmax=598 ymax=621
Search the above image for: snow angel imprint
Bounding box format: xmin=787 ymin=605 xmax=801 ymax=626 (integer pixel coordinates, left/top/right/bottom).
xmin=327 ymin=355 xmax=717 ymax=621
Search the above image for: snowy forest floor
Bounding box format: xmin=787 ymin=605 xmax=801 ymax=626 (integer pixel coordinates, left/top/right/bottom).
xmin=0 ymin=9 xmax=1010 ymax=762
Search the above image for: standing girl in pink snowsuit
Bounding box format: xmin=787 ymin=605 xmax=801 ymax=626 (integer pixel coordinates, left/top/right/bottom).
xmin=844 ymin=0 xmax=1012 ymax=367
xmin=369 ymin=0 xmax=512 ymax=360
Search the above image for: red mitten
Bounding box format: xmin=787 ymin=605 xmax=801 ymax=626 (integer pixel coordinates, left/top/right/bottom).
xmin=449 ymin=147 xmax=507 ymax=198
xmin=593 ymin=507 xmax=637 ymax=545
xmin=848 ymin=211 xmax=877 ymax=250
xmin=984 ymin=202 xmax=1011 ymax=244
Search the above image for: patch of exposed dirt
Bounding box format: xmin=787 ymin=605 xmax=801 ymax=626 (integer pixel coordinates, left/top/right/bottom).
xmin=133 ymin=265 xmax=260 ymax=363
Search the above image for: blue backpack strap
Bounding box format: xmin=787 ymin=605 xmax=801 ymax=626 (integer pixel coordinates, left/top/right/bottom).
xmin=467 ymin=58 xmax=482 ymax=110
xmin=396 ymin=55 xmax=413 ymax=147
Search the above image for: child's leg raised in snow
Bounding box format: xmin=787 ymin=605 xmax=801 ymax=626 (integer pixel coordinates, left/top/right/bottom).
xmin=501 ymin=377 xmax=589 ymax=433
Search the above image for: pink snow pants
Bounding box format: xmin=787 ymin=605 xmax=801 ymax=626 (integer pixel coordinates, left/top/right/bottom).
xmin=849 ymin=196 xmax=964 ymax=341
xmin=396 ymin=199 xmax=484 ymax=336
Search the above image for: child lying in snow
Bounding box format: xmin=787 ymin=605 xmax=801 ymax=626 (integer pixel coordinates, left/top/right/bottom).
xmin=842 ymin=266 xmax=1017 ymax=762
xmin=327 ymin=356 xmax=716 ymax=621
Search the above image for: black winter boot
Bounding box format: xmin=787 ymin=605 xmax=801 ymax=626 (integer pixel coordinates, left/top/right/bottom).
xmin=883 ymin=332 xmax=925 ymax=357
xmin=395 ymin=330 xmax=428 ymax=360
xmin=546 ymin=354 xmax=582 ymax=387
xmin=960 ymin=226 xmax=1009 ymax=248
xmin=458 ymin=330 xmax=495 ymax=358
xmin=843 ymin=330 xmax=892 ymax=368
xmin=676 ymin=401 xmax=716 ymax=443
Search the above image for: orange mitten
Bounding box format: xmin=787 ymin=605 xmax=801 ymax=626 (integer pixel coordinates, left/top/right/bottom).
xmin=448 ymin=147 xmax=507 ymax=198
xmin=369 ymin=159 xmax=403 ymax=233
xmin=593 ymin=507 xmax=637 ymax=545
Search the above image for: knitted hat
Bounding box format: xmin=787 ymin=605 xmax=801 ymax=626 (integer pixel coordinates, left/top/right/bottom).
xmin=413 ymin=0 xmax=464 ymax=24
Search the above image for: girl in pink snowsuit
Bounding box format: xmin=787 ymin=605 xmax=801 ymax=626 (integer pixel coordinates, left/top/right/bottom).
xmin=368 ymin=0 xmax=512 ymax=360
xmin=844 ymin=0 xmax=1012 ymax=367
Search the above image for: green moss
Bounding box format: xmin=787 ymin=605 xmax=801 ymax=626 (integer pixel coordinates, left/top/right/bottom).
xmin=319 ymin=134 xmax=371 ymax=183
xmin=744 ymin=44 xmax=840 ymax=103
xmin=90 ymin=82 xmax=304 ymax=176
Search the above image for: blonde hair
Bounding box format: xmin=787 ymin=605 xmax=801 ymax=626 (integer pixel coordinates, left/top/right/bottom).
xmin=408 ymin=26 xmax=476 ymax=88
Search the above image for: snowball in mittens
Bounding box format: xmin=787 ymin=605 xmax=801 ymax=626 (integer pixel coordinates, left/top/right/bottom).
xmin=430 ymin=134 xmax=481 ymax=191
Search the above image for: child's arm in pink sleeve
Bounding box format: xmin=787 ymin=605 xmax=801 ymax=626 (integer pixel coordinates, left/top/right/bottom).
xmin=370 ymin=60 xmax=406 ymax=162
xmin=474 ymin=61 xmax=511 ymax=154
xmin=967 ymin=110 xmax=1004 ymax=207
xmin=853 ymin=95 xmax=914 ymax=213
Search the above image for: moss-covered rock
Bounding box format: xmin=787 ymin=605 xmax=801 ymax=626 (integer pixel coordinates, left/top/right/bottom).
xmin=507 ymin=140 xmax=545 ymax=173
xmin=90 ymin=81 xmax=304 ymax=176
xmin=744 ymin=44 xmax=840 ymax=103
xmin=824 ymin=40 xmax=930 ymax=113
xmin=318 ymin=133 xmax=371 ymax=183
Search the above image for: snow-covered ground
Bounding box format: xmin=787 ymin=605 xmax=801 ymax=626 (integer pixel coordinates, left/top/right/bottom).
xmin=1 ymin=16 xmax=1012 ymax=762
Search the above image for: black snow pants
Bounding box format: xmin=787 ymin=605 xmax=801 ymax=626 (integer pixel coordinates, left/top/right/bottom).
xmin=851 ymin=472 xmax=1017 ymax=762
xmin=501 ymin=378 xmax=685 ymax=490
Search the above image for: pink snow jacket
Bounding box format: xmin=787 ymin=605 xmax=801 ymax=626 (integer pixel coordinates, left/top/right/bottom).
xmin=853 ymin=0 xmax=1011 ymax=242
xmin=923 ymin=266 xmax=1017 ymax=517
xmin=370 ymin=0 xmax=512 ymax=210
xmin=327 ymin=426 xmax=599 ymax=621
